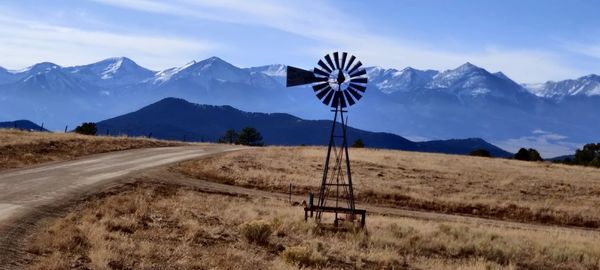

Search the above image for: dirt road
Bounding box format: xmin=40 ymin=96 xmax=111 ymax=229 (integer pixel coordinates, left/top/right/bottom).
xmin=0 ymin=145 xmax=240 ymax=268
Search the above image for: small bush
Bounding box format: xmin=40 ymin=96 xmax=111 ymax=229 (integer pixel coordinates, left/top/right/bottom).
xmin=74 ymin=122 xmax=97 ymax=136
xmin=237 ymin=127 xmax=264 ymax=146
xmin=240 ymin=220 xmax=272 ymax=245
xmin=281 ymin=242 xmax=327 ymax=267
xmin=351 ymin=139 xmax=365 ymax=148
xmin=470 ymin=149 xmax=491 ymax=157
xmin=514 ymin=148 xmax=543 ymax=161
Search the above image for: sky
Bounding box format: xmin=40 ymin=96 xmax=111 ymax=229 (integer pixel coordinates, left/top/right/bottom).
xmin=0 ymin=0 xmax=599 ymax=83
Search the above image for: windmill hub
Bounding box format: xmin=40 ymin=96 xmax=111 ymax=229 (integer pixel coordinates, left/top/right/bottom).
xmin=286 ymin=52 xmax=368 ymax=228
xmin=330 ymin=70 xmax=350 ymax=91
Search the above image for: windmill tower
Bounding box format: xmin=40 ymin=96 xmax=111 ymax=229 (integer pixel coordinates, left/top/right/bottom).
xmin=286 ymin=52 xmax=367 ymax=227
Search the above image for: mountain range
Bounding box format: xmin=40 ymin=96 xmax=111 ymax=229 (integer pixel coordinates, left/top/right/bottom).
xmin=96 ymin=97 xmax=512 ymax=157
xmin=1 ymin=56 xmax=598 ymax=157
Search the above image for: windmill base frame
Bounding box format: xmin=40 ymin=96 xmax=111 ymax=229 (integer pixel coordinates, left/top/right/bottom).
xmin=304 ymin=206 xmax=366 ymax=228
xmin=307 ymin=106 xmax=366 ymax=228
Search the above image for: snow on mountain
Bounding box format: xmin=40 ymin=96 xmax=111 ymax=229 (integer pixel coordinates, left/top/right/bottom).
xmin=17 ymin=63 xmax=89 ymax=93
xmin=155 ymin=56 xmax=252 ymax=85
xmin=523 ymin=74 xmax=600 ymax=99
xmin=366 ymin=66 xmax=438 ymax=93
xmin=424 ymin=62 xmax=529 ymax=100
xmin=154 ymin=60 xmax=197 ymax=84
xmin=245 ymin=64 xmax=286 ymax=77
xmin=65 ymin=57 xmax=154 ymax=87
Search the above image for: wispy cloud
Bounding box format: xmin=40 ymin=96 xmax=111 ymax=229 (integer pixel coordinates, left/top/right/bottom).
xmin=88 ymin=0 xmax=583 ymax=83
xmin=0 ymin=14 xmax=216 ymax=70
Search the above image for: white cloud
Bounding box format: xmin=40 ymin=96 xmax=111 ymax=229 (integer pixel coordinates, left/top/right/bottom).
xmin=495 ymin=129 xmax=580 ymax=158
xmin=88 ymin=0 xmax=583 ymax=83
xmin=0 ymin=15 xmax=216 ymax=70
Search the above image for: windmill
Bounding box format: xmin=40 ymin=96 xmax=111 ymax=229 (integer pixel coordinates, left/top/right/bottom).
xmin=286 ymin=52 xmax=367 ymax=227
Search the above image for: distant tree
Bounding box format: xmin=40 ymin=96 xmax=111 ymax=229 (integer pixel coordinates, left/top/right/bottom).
xmin=74 ymin=122 xmax=97 ymax=136
xmin=219 ymin=129 xmax=239 ymax=144
xmin=514 ymin=148 xmax=543 ymax=162
xmin=575 ymin=143 xmax=600 ymax=167
xmin=528 ymin=148 xmax=543 ymax=162
xmin=514 ymin=148 xmax=530 ymax=161
xmin=590 ymin=157 xmax=600 ymax=168
xmin=470 ymin=149 xmax=491 ymax=157
xmin=351 ymin=139 xmax=365 ymax=148
xmin=237 ymin=127 xmax=263 ymax=146
xmin=574 ymin=143 xmax=600 ymax=166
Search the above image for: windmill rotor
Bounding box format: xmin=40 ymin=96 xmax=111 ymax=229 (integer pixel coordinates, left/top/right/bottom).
xmin=287 ymin=52 xmax=368 ymax=108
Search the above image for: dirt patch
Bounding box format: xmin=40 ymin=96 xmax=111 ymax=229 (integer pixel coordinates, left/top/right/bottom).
xmin=0 ymin=129 xmax=183 ymax=170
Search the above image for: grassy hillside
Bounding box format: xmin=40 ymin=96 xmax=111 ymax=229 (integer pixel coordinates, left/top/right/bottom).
xmin=26 ymin=182 xmax=600 ymax=270
xmin=0 ymin=129 xmax=182 ymax=170
xmin=177 ymin=146 xmax=600 ymax=228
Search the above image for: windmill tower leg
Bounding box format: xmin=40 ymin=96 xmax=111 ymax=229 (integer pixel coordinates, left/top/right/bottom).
xmin=316 ymin=106 xmax=339 ymax=220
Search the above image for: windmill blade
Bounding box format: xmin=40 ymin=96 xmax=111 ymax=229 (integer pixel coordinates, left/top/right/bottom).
xmin=343 ymin=90 xmax=356 ymax=106
xmin=324 ymin=54 xmax=336 ymax=71
xmin=350 ymin=77 xmax=368 ymax=84
xmin=287 ymin=66 xmax=322 ymax=87
xmin=322 ymin=89 xmax=335 ymax=105
xmin=349 ymin=83 xmax=366 ymax=92
xmin=316 ymin=86 xmax=332 ymax=99
xmin=350 ymin=68 xmax=367 ymax=78
xmin=313 ymin=67 xmax=329 ymax=77
xmin=348 ymin=61 xmax=363 ymax=75
xmin=345 ymin=55 xmax=356 ymax=71
xmin=340 ymin=52 xmax=348 ymax=70
xmin=333 ymin=52 xmax=340 ymax=69
xmin=313 ymin=82 xmax=329 ymax=92
xmin=318 ymin=60 xmax=332 ymax=73
xmin=347 ymin=87 xmax=363 ymax=100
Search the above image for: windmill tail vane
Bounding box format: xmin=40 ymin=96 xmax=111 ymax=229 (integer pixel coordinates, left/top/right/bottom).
xmin=286 ymin=52 xmax=368 ymax=228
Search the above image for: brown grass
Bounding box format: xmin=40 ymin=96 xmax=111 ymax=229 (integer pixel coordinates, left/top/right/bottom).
xmin=26 ymin=182 xmax=600 ymax=269
xmin=0 ymin=129 xmax=183 ymax=170
xmin=176 ymin=146 xmax=600 ymax=228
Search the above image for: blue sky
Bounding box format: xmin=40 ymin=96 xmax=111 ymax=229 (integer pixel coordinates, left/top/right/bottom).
xmin=1 ymin=0 xmax=599 ymax=83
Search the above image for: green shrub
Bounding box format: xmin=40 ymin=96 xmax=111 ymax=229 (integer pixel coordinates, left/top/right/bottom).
xmin=74 ymin=122 xmax=97 ymax=136
xmin=351 ymin=139 xmax=365 ymax=148
xmin=237 ymin=127 xmax=264 ymax=146
xmin=514 ymin=148 xmax=543 ymax=161
xmin=240 ymin=220 xmax=272 ymax=245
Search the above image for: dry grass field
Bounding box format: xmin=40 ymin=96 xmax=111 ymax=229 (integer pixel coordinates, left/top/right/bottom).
xmin=0 ymin=129 xmax=182 ymax=170
xmin=177 ymin=147 xmax=600 ymax=228
xmin=26 ymin=182 xmax=600 ymax=270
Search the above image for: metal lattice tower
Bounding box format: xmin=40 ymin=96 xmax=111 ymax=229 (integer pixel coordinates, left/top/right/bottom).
xmin=286 ymin=52 xmax=367 ymax=227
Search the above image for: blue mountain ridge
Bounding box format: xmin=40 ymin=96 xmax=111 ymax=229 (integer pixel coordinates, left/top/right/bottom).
xmin=1 ymin=56 xmax=599 ymax=157
xmin=95 ymin=97 xmax=513 ymax=157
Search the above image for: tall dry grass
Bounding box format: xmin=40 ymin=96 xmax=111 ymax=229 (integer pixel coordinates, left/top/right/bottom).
xmin=26 ymin=182 xmax=600 ymax=269
xmin=177 ymin=146 xmax=600 ymax=228
xmin=0 ymin=129 xmax=182 ymax=170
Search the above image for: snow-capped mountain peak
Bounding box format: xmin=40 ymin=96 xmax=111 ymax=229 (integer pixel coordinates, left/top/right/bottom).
xmin=154 ymin=60 xmax=197 ymax=83
xmin=524 ymin=74 xmax=600 ymax=98
xmin=245 ymin=64 xmax=287 ymax=77
xmin=366 ymin=66 xmax=438 ymax=93
xmin=21 ymin=62 xmax=61 ymax=74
